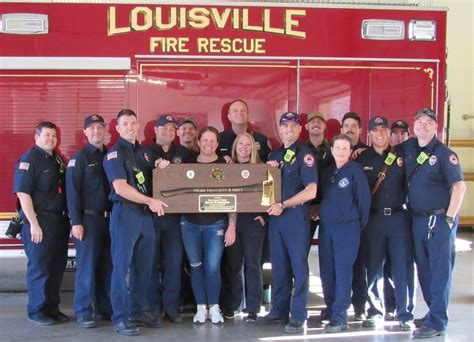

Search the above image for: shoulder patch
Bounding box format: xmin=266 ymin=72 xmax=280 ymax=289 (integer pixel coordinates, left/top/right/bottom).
xmin=397 ymin=157 xmax=404 ymax=167
xmin=107 ymin=151 xmax=118 ymax=160
xmin=68 ymin=159 xmax=76 ymax=168
xmin=19 ymin=162 xmax=30 ymax=170
xmin=303 ymin=153 xmax=315 ymax=167
xmin=428 ymin=155 xmax=437 ymax=166
xmin=449 ymin=153 xmax=459 ymax=165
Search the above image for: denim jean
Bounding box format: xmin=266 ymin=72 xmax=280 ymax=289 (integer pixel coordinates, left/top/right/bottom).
xmin=180 ymin=217 xmax=226 ymax=305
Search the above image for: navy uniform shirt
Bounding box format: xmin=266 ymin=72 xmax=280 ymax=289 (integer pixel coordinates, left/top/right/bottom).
xmin=356 ymin=145 xmax=406 ymax=209
xmin=103 ymin=137 xmax=153 ymax=204
xmin=354 ymin=139 xmax=369 ymax=150
xmin=66 ymin=143 xmax=111 ymax=225
xmin=319 ymin=161 xmax=371 ymax=227
xmin=149 ymin=142 xmax=195 ymax=165
xmin=218 ymin=129 xmax=271 ymax=162
xmin=268 ymin=141 xmax=317 ymax=202
xmin=305 ymin=139 xmax=333 ymax=204
xmin=400 ymin=137 xmax=463 ymax=212
xmin=13 ymin=146 xmax=67 ymax=214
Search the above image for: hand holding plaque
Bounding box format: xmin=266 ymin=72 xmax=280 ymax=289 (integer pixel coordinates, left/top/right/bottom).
xmin=153 ymin=164 xmax=281 ymax=213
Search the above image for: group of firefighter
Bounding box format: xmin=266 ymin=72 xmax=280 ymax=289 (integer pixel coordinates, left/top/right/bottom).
xmin=13 ymin=99 xmax=465 ymax=338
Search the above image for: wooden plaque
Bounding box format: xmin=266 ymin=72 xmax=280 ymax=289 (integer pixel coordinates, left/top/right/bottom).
xmin=153 ymin=164 xmax=281 ymax=213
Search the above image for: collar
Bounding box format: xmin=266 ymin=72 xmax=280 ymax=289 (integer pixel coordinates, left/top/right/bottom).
xmin=118 ymin=137 xmax=139 ymax=151
xmin=85 ymin=143 xmax=106 ymax=155
xmin=306 ymin=138 xmax=329 ymax=149
xmin=33 ymin=145 xmax=55 ymax=159
xmin=418 ymin=136 xmax=438 ymax=151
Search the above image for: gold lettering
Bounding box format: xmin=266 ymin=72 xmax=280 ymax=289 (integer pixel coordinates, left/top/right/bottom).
xmin=242 ymin=9 xmax=263 ymax=32
xmin=210 ymin=8 xmax=231 ymax=29
xmin=220 ymin=38 xmax=232 ymax=53
xmin=285 ymin=10 xmax=306 ymax=39
xmin=154 ymin=7 xmax=176 ymax=30
xmin=254 ymin=38 xmax=265 ymax=54
xmin=131 ymin=7 xmax=152 ymax=32
xmin=150 ymin=37 xmax=164 ymax=52
xmin=179 ymin=7 xmax=186 ymax=29
xmin=197 ymin=37 xmax=209 ymax=52
xmin=108 ymin=6 xmax=131 ymax=36
xmin=150 ymin=37 xmax=189 ymax=52
xmin=232 ymin=8 xmax=240 ymax=29
xmin=208 ymin=38 xmax=220 ymax=53
xmin=188 ymin=8 xmax=210 ymax=29
xmin=263 ymin=9 xmax=284 ymax=35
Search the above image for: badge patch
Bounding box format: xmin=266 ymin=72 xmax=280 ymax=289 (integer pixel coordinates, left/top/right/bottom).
xmin=19 ymin=162 xmax=30 ymax=170
xmin=449 ymin=153 xmax=459 ymax=165
xmin=173 ymin=156 xmax=182 ymax=164
xmin=363 ymin=166 xmax=373 ymax=170
xmin=107 ymin=151 xmax=118 ymax=160
xmin=397 ymin=157 xmax=404 ymax=167
xmin=144 ymin=152 xmax=150 ymax=162
xmin=68 ymin=159 xmax=76 ymax=168
xmin=429 ymin=155 xmax=437 ymax=166
xmin=241 ymin=169 xmax=250 ymax=179
xmin=338 ymin=177 xmax=350 ymax=188
xmin=303 ymin=153 xmax=315 ymax=167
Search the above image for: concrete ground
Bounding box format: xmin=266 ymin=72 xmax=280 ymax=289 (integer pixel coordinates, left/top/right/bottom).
xmin=0 ymin=231 xmax=472 ymax=341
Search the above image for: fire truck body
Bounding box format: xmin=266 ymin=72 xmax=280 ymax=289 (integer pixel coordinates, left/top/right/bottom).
xmin=0 ymin=1 xmax=447 ymax=254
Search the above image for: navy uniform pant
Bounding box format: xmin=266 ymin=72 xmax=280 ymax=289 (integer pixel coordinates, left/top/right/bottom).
xmin=22 ymin=213 xmax=69 ymax=318
xmin=363 ymin=212 xmax=413 ymax=321
xmin=351 ymin=230 xmax=368 ymax=316
xmin=109 ymin=204 xmax=155 ymax=323
xmin=319 ymin=220 xmax=360 ymax=324
xmin=146 ymin=216 xmax=184 ymax=314
xmin=269 ymin=206 xmax=310 ymax=322
xmin=221 ymin=217 xmax=266 ymax=314
xmin=73 ymin=214 xmax=112 ymax=317
xmin=412 ymin=214 xmax=456 ymax=331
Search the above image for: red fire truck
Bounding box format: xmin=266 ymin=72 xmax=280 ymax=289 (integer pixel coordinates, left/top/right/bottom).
xmin=0 ymin=1 xmax=448 ymax=256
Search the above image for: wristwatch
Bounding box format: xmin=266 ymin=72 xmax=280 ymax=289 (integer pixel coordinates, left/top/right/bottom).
xmin=280 ymin=201 xmax=287 ymax=210
xmin=445 ymin=215 xmax=455 ymax=226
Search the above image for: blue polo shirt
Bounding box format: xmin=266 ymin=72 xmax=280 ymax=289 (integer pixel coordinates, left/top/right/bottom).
xmin=400 ymin=137 xmax=463 ymax=212
xmin=13 ymin=145 xmax=67 ymax=214
xmin=268 ymin=141 xmax=317 ymax=202
xmin=66 ymin=143 xmax=111 ymax=225
xmin=319 ymin=160 xmax=371 ymax=228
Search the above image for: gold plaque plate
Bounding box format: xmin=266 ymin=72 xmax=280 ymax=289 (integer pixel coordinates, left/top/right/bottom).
xmin=199 ymin=195 xmax=236 ymax=212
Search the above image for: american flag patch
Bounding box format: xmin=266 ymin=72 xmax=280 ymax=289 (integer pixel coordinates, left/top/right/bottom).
xmin=68 ymin=159 xmax=76 ymax=167
xmin=19 ymin=162 xmax=30 ymax=170
xmin=107 ymin=151 xmax=118 ymax=160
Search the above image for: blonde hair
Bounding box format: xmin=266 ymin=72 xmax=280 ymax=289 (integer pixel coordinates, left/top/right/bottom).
xmin=231 ymin=132 xmax=261 ymax=164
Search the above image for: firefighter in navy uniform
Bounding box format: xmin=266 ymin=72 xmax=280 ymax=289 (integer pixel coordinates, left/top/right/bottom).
xmin=103 ymin=109 xmax=167 ymax=336
xmin=146 ymin=114 xmax=195 ymax=324
xmin=13 ymin=121 xmax=70 ymax=325
xmin=66 ymin=114 xmax=112 ymax=328
xmin=218 ymin=99 xmax=271 ymax=162
xmin=256 ymin=112 xmax=317 ymax=334
xmin=318 ymin=134 xmax=371 ymax=333
xmin=400 ymin=108 xmax=465 ymax=339
xmin=355 ymin=116 xmax=413 ymax=330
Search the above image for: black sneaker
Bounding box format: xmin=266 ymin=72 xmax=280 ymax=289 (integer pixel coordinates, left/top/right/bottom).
xmin=130 ymin=314 xmax=162 ymax=328
xmin=77 ymin=316 xmax=96 ymax=329
xmin=353 ymin=312 xmax=366 ymax=322
xmin=256 ymin=312 xmax=289 ymax=325
xmin=165 ymin=311 xmax=183 ymax=323
xmin=414 ymin=317 xmax=425 ymax=328
xmin=244 ymin=312 xmax=257 ymax=323
xmin=114 ymin=320 xmax=140 ymax=336
xmin=28 ymin=313 xmax=55 ymax=326
xmin=49 ymin=311 xmax=69 ymax=323
xmin=324 ymin=320 xmax=348 ymax=333
xmin=223 ymin=309 xmax=235 ymax=319
xmin=384 ymin=311 xmax=396 ymax=321
xmin=413 ymin=325 xmax=444 ymax=338
xmin=362 ymin=314 xmax=383 ymax=327
xmin=399 ymin=320 xmax=413 ymax=331
xmin=284 ymin=319 xmax=305 ymax=334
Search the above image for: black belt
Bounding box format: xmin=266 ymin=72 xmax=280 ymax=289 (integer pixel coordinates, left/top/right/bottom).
xmin=83 ymin=209 xmax=111 ymax=218
xmin=120 ymin=202 xmax=151 ymax=213
xmin=40 ymin=210 xmax=67 ymax=216
xmin=412 ymin=208 xmax=447 ymax=217
xmin=371 ymin=206 xmax=403 ymax=216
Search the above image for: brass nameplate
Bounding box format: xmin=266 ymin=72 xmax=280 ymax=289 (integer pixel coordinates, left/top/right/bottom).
xmin=199 ymin=195 xmax=236 ymax=212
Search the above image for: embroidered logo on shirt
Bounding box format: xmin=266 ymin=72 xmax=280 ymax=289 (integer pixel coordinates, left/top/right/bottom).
xmin=397 ymin=157 xmax=404 ymax=167
xmin=449 ymin=153 xmax=459 ymax=165
xmin=173 ymin=156 xmax=182 ymax=164
xmin=68 ymin=159 xmax=76 ymax=168
xmin=143 ymin=152 xmax=150 ymax=162
xmin=363 ymin=166 xmax=373 ymax=170
xmin=338 ymin=177 xmax=350 ymax=188
xmin=303 ymin=153 xmax=315 ymax=167
xmin=429 ymin=155 xmax=437 ymax=166
xmin=19 ymin=162 xmax=30 ymax=170
xmin=107 ymin=151 xmax=118 ymax=160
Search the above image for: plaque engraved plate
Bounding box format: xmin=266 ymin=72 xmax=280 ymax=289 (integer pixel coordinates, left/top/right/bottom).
xmin=199 ymin=195 xmax=236 ymax=212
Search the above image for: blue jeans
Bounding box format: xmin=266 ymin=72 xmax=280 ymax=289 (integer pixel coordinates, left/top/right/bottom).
xmin=180 ymin=217 xmax=226 ymax=305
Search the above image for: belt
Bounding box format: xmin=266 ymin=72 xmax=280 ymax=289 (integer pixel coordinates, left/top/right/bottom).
xmin=40 ymin=210 xmax=67 ymax=216
xmin=371 ymin=206 xmax=403 ymax=216
xmin=83 ymin=209 xmax=111 ymax=218
xmin=412 ymin=208 xmax=447 ymax=216
xmin=120 ymin=202 xmax=151 ymax=214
